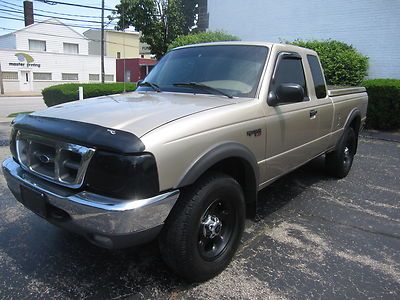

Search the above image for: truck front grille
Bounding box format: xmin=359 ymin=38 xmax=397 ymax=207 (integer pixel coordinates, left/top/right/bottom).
xmin=16 ymin=131 xmax=95 ymax=188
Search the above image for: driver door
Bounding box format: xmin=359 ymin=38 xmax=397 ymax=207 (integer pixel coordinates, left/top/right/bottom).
xmin=264 ymin=50 xmax=319 ymax=182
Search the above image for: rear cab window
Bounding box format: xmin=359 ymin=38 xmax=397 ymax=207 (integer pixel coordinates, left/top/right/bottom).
xmin=307 ymin=55 xmax=327 ymax=99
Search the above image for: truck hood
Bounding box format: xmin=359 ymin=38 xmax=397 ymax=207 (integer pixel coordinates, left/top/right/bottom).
xmin=33 ymin=92 xmax=234 ymax=137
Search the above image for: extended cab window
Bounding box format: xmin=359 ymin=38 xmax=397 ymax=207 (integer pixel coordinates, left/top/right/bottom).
xmin=307 ymin=55 xmax=327 ymax=99
xmin=271 ymin=54 xmax=307 ymax=104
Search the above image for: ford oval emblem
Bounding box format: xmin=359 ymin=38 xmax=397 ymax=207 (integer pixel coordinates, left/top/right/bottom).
xmin=39 ymin=154 xmax=51 ymax=164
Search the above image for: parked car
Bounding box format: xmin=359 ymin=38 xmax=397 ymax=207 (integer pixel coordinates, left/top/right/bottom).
xmin=3 ymin=42 xmax=368 ymax=282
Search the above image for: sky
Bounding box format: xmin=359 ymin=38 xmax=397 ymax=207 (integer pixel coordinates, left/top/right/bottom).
xmin=0 ymin=0 xmax=121 ymax=35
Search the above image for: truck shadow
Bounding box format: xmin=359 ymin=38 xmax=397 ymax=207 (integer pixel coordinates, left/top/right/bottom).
xmin=0 ymin=155 xmax=335 ymax=297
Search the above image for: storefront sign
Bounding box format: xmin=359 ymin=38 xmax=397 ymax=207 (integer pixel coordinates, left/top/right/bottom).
xmin=8 ymin=53 xmax=41 ymax=68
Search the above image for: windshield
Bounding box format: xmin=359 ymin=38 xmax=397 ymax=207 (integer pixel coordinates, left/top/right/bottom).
xmin=137 ymin=45 xmax=269 ymax=98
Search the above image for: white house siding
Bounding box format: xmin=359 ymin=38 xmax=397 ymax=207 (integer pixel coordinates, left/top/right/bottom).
xmin=14 ymin=21 xmax=89 ymax=55
xmin=208 ymin=0 xmax=400 ymax=79
xmin=0 ymin=49 xmax=115 ymax=93
xmin=0 ymin=33 xmax=16 ymax=49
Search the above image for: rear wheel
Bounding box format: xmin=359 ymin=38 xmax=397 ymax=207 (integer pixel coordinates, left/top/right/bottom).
xmin=325 ymin=127 xmax=357 ymax=178
xmin=159 ymin=172 xmax=245 ymax=282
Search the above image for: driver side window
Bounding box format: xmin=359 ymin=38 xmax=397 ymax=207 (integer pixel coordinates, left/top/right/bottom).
xmin=271 ymin=55 xmax=308 ymax=103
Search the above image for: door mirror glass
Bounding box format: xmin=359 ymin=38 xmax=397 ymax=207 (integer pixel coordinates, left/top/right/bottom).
xmin=267 ymin=83 xmax=305 ymax=106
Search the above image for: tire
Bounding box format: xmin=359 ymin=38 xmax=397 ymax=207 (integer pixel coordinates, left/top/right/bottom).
xmin=159 ymin=172 xmax=245 ymax=282
xmin=325 ymin=127 xmax=357 ymax=178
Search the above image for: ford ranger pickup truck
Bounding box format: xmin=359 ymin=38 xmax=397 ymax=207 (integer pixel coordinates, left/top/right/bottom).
xmin=2 ymin=42 xmax=368 ymax=282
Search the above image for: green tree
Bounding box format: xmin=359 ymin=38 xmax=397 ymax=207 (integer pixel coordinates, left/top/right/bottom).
xmin=113 ymin=0 xmax=198 ymax=59
xmin=168 ymin=31 xmax=240 ymax=50
xmin=291 ymin=39 xmax=368 ymax=86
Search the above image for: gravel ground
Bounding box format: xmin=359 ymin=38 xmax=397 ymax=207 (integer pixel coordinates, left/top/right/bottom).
xmin=0 ymin=138 xmax=399 ymax=299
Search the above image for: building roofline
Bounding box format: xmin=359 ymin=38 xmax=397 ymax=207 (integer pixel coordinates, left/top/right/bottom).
xmin=2 ymin=18 xmax=88 ymax=40
xmin=83 ymin=28 xmax=140 ymax=35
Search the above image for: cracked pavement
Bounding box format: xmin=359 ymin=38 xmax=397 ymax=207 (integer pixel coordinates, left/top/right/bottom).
xmin=0 ymin=137 xmax=399 ymax=299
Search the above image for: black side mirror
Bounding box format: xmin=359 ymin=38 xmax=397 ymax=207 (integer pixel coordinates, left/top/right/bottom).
xmin=267 ymin=83 xmax=304 ymax=106
xmin=137 ymin=79 xmax=143 ymax=86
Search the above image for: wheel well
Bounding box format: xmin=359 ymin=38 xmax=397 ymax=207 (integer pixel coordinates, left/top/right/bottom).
xmin=206 ymin=157 xmax=258 ymax=219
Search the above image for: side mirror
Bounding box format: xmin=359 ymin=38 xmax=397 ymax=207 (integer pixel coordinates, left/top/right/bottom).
xmin=137 ymin=79 xmax=143 ymax=86
xmin=267 ymin=83 xmax=304 ymax=106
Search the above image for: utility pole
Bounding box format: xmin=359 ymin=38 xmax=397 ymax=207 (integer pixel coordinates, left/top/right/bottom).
xmin=101 ymin=0 xmax=105 ymax=83
xmin=0 ymin=62 xmax=4 ymax=95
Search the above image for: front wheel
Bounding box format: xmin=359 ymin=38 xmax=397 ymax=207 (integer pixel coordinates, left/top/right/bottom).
xmin=159 ymin=172 xmax=245 ymax=282
xmin=325 ymin=127 xmax=357 ymax=178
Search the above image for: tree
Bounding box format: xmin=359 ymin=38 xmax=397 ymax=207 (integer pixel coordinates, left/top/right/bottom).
xmin=113 ymin=0 xmax=198 ymax=59
xmin=291 ymin=39 xmax=368 ymax=86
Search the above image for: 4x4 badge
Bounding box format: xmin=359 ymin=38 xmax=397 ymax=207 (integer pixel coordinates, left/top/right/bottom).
xmin=247 ymin=129 xmax=262 ymax=137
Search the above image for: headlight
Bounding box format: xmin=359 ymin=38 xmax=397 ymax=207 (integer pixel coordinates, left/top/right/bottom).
xmin=84 ymin=151 xmax=159 ymax=200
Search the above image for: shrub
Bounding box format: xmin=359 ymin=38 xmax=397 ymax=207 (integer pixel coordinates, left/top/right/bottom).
xmin=42 ymin=83 xmax=136 ymax=107
xmin=168 ymin=31 xmax=240 ymax=50
xmin=362 ymin=79 xmax=400 ymax=130
xmin=291 ymin=39 xmax=369 ymax=86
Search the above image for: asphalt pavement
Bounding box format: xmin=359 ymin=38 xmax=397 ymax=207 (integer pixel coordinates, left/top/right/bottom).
xmin=0 ymin=137 xmax=399 ymax=299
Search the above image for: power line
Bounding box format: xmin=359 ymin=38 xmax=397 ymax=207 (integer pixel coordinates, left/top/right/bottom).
xmin=0 ymin=7 xmax=117 ymax=25
xmin=34 ymin=7 xmax=103 ymax=19
xmin=35 ymin=0 xmax=117 ymax=12
xmin=0 ymin=14 xmax=110 ymax=29
xmin=0 ymin=0 xmax=107 ymax=19
xmin=0 ymin=0 xmax=22 ymax=8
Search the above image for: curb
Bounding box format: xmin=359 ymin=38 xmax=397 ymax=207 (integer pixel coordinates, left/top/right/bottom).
xmin=360 ymin=130 xmax=400 ymax=143
xmin=0 ymin=94 xmax=42 ymax=97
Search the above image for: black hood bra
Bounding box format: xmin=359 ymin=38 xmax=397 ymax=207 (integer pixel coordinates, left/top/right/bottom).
xmin=12 ymin=114 xmax=145 ymax=154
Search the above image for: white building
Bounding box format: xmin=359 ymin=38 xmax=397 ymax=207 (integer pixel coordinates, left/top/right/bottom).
xmin=0 ymin=19 xmax=116 ymax=93
xmin=207 ymin=0 xmax=400 ymax=79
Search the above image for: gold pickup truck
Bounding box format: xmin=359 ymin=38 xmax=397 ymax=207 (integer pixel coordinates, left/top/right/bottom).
xmin=2 ymin=42 xmax=368 ymax=282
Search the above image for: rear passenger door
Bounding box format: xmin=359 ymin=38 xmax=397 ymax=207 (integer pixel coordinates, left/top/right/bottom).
xmin=264 ymin=49 xmax=320 ymax=182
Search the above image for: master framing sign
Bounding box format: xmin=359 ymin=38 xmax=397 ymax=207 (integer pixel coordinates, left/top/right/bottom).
xmin=0 ymin=48 xmax=116 ymax=93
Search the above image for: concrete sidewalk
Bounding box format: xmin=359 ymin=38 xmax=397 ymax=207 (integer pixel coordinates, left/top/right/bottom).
xmin=0 ymin=92 xmax=42 ymax=97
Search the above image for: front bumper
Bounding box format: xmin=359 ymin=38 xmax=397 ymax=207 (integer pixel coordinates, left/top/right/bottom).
xmin=2 ymin=157 xmax=179 ymax=249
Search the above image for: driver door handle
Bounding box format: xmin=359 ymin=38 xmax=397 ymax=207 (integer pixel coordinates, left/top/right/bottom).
xmin=310 ymin=109 xmax=318 ymax=119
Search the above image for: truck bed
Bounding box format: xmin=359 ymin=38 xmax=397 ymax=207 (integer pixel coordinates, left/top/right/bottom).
xmin=327 ymin=86 xmax=366 ymax=97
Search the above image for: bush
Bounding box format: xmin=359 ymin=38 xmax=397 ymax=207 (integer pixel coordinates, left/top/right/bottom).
xmin=362 ymin=79 xmax=400 ymax=130
xmin=168 ymin=31 xmax=240 ymax=50
xmin=42 ymin=83 xmax=136 ymax=107
xmin=291 ymin=39 xmax=369 ymax=86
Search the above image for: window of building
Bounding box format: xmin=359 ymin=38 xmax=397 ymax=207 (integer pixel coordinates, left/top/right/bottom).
xmin=29 ymin=39 xmax=46 ymax=51
xmin=307 ymin=55 xmax=327 ymax=99
xmin=33 ymin=72 xmax=52 ymax=80
xmin=89 ymin=74 xmax=100 ymax=81
xmin=63 ymin=43 xmax=79 ymax=54
xmin=2 ymin=72 xmax=18 ymax=80
xmin=62 ymin=73 xmax=79 ymax=81
xmin=104 ymin=74 xmax=114 ymax=82
xmin=117 ymin=52 xmax=121 ymax=59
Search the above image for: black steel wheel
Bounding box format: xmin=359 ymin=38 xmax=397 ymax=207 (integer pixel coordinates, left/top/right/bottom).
xmin=159 ymin=172 xmax=245 ymax=282
xmin=198 ymin=197 xmax=236 ymax=261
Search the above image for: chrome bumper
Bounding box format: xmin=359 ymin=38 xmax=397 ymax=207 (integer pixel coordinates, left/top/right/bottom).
xmin=2 ymin=157 xmax=179 ymax=248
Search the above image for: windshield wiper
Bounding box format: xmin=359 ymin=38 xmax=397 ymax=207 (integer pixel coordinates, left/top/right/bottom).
xmin=137 ymin=81 xmax=161 ymax=92
xmin=173 ymin=82 xmax=233 ymax=99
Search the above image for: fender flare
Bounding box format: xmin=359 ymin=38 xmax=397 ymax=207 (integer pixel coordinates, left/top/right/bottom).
xmin=343 ymin=108 xmax=361 ymax=132
xmin=336 ymin=108 xmax=361 ymax=153
xmin=177 ymin=142 xmax=259 ymax=218
xmin=177 ymin=142 xmax=259 ymax=188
